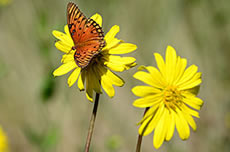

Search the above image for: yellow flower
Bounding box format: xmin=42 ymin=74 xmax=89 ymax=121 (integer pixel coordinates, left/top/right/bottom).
xmin=52 ymin=14 xmax=137 ymax=101
xmin=132 ymin=46 xmax=203 ymax=149
xmin=0 ymin=126 xmax=9 ymax=152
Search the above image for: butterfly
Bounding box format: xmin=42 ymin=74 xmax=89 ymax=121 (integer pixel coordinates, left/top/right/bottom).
xmin=67 ymin=2 xmax=105 ymax=68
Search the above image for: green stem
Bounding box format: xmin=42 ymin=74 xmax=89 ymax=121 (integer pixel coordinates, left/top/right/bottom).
xmin=135 ymin=107 xmax=149 ymax=152
xmin=84 ymin=93 xmax=100 ymax=152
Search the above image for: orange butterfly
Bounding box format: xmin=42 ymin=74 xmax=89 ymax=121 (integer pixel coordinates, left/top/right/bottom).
xmin=67 ymin=2 xmax=105 ymax=68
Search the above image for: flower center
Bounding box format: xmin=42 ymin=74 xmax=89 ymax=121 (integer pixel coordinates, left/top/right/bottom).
xmin=163 ymin=86 xmax=182 ymax=110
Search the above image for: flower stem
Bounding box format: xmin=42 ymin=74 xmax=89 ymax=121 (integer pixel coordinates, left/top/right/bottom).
xmin=135 ymin=107 xmax=149 ymax=152
xmin=84 ymin=93 xmax=100 ymax=152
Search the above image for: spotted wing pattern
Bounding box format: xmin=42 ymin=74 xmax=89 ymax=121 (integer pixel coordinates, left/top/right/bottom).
xmin=67 ymin=2 xmax=105 ymax=68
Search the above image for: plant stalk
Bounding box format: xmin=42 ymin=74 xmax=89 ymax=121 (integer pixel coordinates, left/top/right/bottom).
xmin=135 ymin=107 xmax=149 ymax=152
xmin=84 ymin=93 xmax=100 ymax=152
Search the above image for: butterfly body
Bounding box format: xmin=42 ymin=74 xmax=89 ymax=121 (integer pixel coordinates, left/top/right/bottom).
xmin=67 ymin=2 xmax=105 ymax=68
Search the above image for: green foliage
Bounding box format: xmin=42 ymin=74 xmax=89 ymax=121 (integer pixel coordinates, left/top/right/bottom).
xmin=24 ymin=127 xmax=59 ymax=152
xmin=105 ymin=135 xmax=122 ymax=151
xmin=40 ymin=72 xmax=56 ymax=102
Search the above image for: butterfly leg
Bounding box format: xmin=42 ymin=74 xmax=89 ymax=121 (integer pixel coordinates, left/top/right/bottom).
xmin=72 ymin=46 xmax=77 ymax=50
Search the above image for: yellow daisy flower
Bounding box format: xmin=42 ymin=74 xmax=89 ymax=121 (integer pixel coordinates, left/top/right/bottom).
xmin=0 ymin=126 xmax=9 ymax=152
xmin=52 ymin=14 xmax=137 ymax=101
xmin=132 ymin=46 xmax=203 ymax=149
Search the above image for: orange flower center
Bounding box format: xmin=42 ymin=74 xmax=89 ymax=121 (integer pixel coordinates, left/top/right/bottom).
xmin=163 ymin=86 xmax=182 ymax=110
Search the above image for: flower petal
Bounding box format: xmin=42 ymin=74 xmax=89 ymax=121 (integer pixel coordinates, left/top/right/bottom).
xmin=90 ymin=13 xmax=102 ymax=27
xmin=64 ymin=25 xmax=71 ymax=37
xmin=103 ymin=55 xmax=136 ymax=72
xmin=90 ymin=67 xmax=102 ymax=93
xmin=154 ymin=53 xmax=166 ymax=79
xmin=173 ymin=57 xmax=187 ymax=85
xmin=178 ymin=72 xmax=202 ymax=90
xmin=175 ymin=109 xmax=190 ymax=140
xmin=105 ymin=62 xmax=125 ymax=72
xmin=153 ymin=108 xmax=168 ymax=149
xmin=165 ymin=110 xmax=175 ymax=141
xmin=52 ymin=30 xmax=74 ymax=47
xmin=78 ymin=71 xmax=85 ymax=91
xmin=139 ymin=103 xmax=165 ymax=136
xmin=100 ymin=67 xmax=124 ymax=87
xmin=133 ymin=95 xmax=162 ymax=108
xmin=182 ymin=95 xmax=203 ymax=110
xmin=182 ymin=103 xmax=200 ymax=118
xmin=108 ymin=43 xmax=137 ymax=54
xmin=133 ymin=71 xmax=163 ymax=89
xmin=182 ymin=110 xmax=197 ymax=131
xmin=165 ymin=45 xmax=177 ymax=84
xmin=104 ymin=55 xmax=136 ymax=65
xmin=104 ymin=25 xmax=120 ymax=44
xmin=182 ymin=92 xmax=203 ymax=106
xmin=55 ymin=41 xmax=72 ymax=53
xmin=86 ymin=75 xmax=93 ymax=102
xmin=97 ymin=66 xmax=115 ymax=97
xmin=138 ymin=65 xmax=166 ymax=88
xmin=53 ymin=61 xmax=77 ymax=76
xmin=103 ymin=38 xmax=121 ymax=50
xmin=132 ymin=86 xmax=161 ymax=97
xmin=68 ymin=67 xmax=81 ymax=87
xmin=61 ymin=52 xmax=74 ymax=63
xmin=176 ymin=65 xmax=198 ymax=86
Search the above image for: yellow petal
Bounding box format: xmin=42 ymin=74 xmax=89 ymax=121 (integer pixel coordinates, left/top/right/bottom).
xmin=178 ymin=72 xmax=202 ymax=90
xmin=101 ymin=79 xmax=114 ymax=97
xmin=90 ymin=13 xmax=102 ymax=27
xmin=173 ymin=57 xmax=187 ymax=85
xmin=124 ymin=62 xmax=137 ymax=70
xmin=153 ymin=108 xmax=168 ymax=149
xmin=55 ymin=41 xmax=72 ymax=53
xmin=52 ymin=30 xmax=74 ymax=47
xmin=165 ymin=45 xmax=177 ymax=84
xmin=105 ymin=62 xmax=125 ymax=72
xmin=61 ymin=52 xmax=74 ymax=63
xmin=53 ymin=61 xmax=77 ymax=76
xmin=108 ymin=43 xmax=137 ymax=54
xmin=182 ymin=104 xmax=200 ymax=118
xmin=138 ymin=115 xmax=154 ymax=135
xmin=132 ymin=86 xmax=161 ymax=97
xmin=0 ymin=126 xmax=9 ymax=152
xmin=100 ymin=67 xmax=124 ymax=87
xmin=176 ymin=65 xmax=198 ymax=86
xmin=64 ymin=25 xmax=71 ymax=37
xmin=86 ymin=75 xmax=93 ymax=102
xmin=175 ymin=109 xmax=190 ymax=140
xmin=165 ymin=110 xmax=175 ymax=141
xmin=68 ymin=67 xmax=81 ymax=87
xmin=182 ymin=110 xmax=197 ymax=131
xmin=133 ymin=95 xmax=162 ymax=108
xmin=104 ymin=55 xmax=136 ymax=65
xmin=90 ymin=67 xmax=102 ymax=93
xmin=97 ymin=66 xmax=115 ymax=97
xmin=154 ymin=53 xmax=166 ymax=79
xmin=139 ymin=103 xmax=164 ymax=136
xmin=182 ymin=92 xmax=203 ymax=106
xmin=104 ymin=25 xmax=120 ymax=44
xmin=133 ymin=71 xmax=162 ymax=89
xmin=182 ymin=96 xmax=203 ymax=110
xmin=138 ymin=65 xmax=166 ymax=88
xmin=137 ymin=105 xmax=159 ymax=125
xmin=103 ymin=38 xmax=121 ymax=50
xmin=78 ymin=71 xmax=85 ymax=91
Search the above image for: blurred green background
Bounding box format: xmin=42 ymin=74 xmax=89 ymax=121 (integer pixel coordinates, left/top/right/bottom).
xmin=0 ymin=0 xmax=230 ymax=151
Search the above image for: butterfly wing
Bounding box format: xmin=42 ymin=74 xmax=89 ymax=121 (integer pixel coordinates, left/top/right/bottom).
xmin=67 ymin=2 xmax=87 ymax=44
xmin=67 ymin=2 xmax=105 ymax=68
